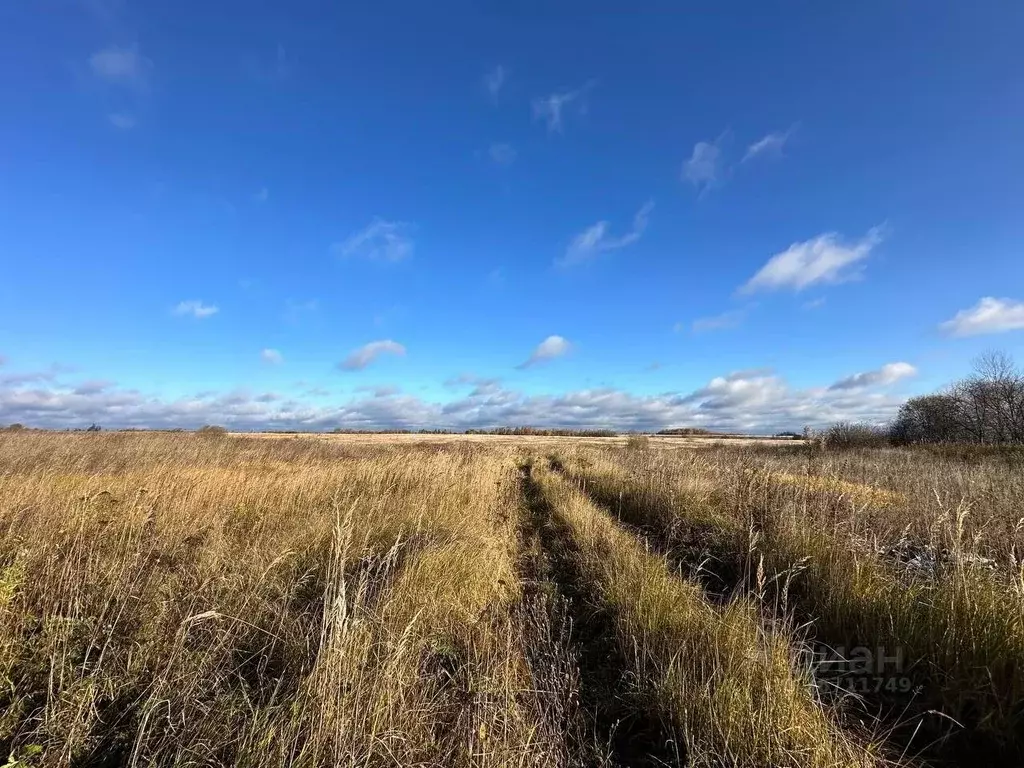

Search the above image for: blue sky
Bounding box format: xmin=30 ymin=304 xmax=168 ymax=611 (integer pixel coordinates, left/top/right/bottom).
xmin=1 ymin=0 xmax=1022 ymax=431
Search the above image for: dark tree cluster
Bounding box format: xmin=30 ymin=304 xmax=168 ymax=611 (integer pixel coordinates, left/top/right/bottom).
xmin=890 ymin=352 xmax=1024 ymax=445
xmin=819 ymin=352 xmax=1024 ymax=448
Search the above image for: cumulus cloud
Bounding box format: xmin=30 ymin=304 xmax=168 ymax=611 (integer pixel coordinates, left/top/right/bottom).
xmin=173 ymin=300 xmax=219 ymax=319
xmin=261 ymin=348 xmax=283 ymax=364
xmin=743 ymin=125 xmax=796 ymax=162
xmin=484 ymin=65 xmax=506 ymax=102
xmin=339 ymin=340 xmax=406 ymax=371
xmin=488 ymin=143 xmax=516 ymax=166
xmin=333 ymin=218 xmax=413 ymax=262
xmin=0 ymin=364 xmax=912 ymax=434
xmin=559 ymin=201 xmax=653 ymax=267
xmin=108 ymin=112 xmax=135 ymax=129
xmin=532 ymin=81 xmax=596 ymax=133
xmin=89 ymin=44 xmax=151 ymax=86
xmin=518 ymin=336 xmax=571 ymax=369
xmin=682 ymin=140 xmax=721 ymax=192
xmin=828 ymin=362 xmax=917 ymax=391
xmin=940 ymin=297 xmax=1024 ymax=337
xmin=691 ymin=309 xmax=745 ymax=333
xmin=740 ymin=227 xmax=884 ymax=294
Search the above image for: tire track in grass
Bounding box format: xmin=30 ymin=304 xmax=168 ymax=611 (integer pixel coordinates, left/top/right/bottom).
xmin=534 ymin=460 xmax=887 ymax=768
xmin=557 ymin=454 xmax=1024 ymax=766
xmin=517 ymin=461 xmax=682 ymax=768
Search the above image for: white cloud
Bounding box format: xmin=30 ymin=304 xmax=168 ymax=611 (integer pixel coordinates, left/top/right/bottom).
xmin=532 ymin=81 xmax=595 ymax=133
xmin=691 ymin=309 xmax=745 ymax=333
xmin=254 ymin=187 xmax=269 ymax=203
xmin=682 ymin=140 xmax=721 ymax=191
xmin=339 ymin=340 xmax=406 ymax=371
xmin=0 ymin=365 xmax=911 ymax=433
xmin=558 ymin=200 xmax=653 ymax=267
xmin=940 ymin=297 xmax=1024 ymax=337
xmin=484 ymin=65 xmax=506 ymax=102
xmin=173 ymin=300 xmax=219 ymax=319
xmin=803 ymin=297 xmax=827 ymax=310
xmin=261 ymin=349 xmax=283 ymax=365
xmin=829 ymin=362 xmax=917 ymax=391
xmin=333 ymin=218 xmax=413 ymax=262
xmin=743 ymin=126 xmax=796 ymax=162
xmin=488 ymin=143 xmax=516 ymax=166
xmin=740 ymin=227 xmax=884 ymax=294
xmin=108 ymin=112 xmax=135 ymax=129
xmin=89 ymin=44 xmax=151 ymax=86
xmin=518 ymin=336 xmax=571 ymax=369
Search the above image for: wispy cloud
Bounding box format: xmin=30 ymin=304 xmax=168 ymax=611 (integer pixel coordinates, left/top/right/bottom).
xmin=488 ymin=143 xmax=517 ymax=166
xmin=0 ymin=363 xmax=74 ymax=387
xmin=558 ymin=200 xmax=654 ymax=267
xmin=274 ymin=43 xmax=291 ymax=80
xmin=333 ymin=218 xmax=414 ymax=262
xmin=803 ymin=297 xmax=827 ymax=310
xmin=89 ymin=44 xmax=151 ymax=87
xmin=532 ymin=81 xmax=596 ymax=133
xmin=339 ymin=340 xmax=406 ymax=371
xmin=829 ymin=362 xmax=917 ymax=390
xmin=486 ymin=267 xmax=505 ymax=287
xmin=254 ymin=186 xmax=269 ymax=203
xmin=484 ymin=65 xmax=506 ymax=102
xmin=107 ymin=112 xmax=135 ymax=129
xmin=691 ymin=309 xmax=746 ymax=333
xmin=518 ymin=336 xmax=571 ymax=369
xmin=173 ymin=300 xmax=218 ymax=319
xmin=283 ymin=298 xmax=318 ymax=324
xmin=73 ymin=380 xmax=115 ymax=395
xmin=356 ymin=384 xmax=401 ymax=398
xmin=740 ymin=226 xmax=884 ymax=294
xmin=682 ymin=139 xmax=722 ymax=193
xmin=261 ymin=348 xmax=283 ymax=364
xmin=743 ymin=125 xmax=797 ymax=162
xmin=940 ymin=297 xmax=1024 ymax=337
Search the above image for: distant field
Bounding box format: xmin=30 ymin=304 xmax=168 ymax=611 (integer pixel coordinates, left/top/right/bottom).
xmin=1 ymin=431 xmax=1022 ymax=766
xmin=233 ymin=430 xmax=801 ymax=448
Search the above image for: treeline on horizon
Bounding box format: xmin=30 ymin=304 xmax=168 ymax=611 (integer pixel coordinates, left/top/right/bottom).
xmin=821 ymin=351 xmax=1024 ymax=448
xmin=4 ymin=351 xmax=1022 ymax=444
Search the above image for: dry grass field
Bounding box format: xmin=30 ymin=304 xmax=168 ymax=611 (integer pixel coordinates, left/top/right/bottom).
xmin=2 ymin=431 xmax=1023 ymax=767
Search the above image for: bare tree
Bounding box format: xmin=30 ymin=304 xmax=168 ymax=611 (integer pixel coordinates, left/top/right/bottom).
xmin=890 ymin=351 xmax=1024 ymax=445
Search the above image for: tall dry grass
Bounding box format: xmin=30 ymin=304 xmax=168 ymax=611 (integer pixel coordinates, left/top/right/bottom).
xmin=559 ymin=442 xmax=1024 ymax=761
xmin=532 ymin=461 xmax=885 ymax=768
xmin=0 ymin=433 xmax=572 ymax=767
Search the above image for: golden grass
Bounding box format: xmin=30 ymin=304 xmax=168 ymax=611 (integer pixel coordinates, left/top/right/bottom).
xmin=0 ymin=433 xmax=566 ymax=766
xmin=532 ymin=462 xmax=883 ymax=767
xmin=558 ymin=442 xmax=1024 ymax=761
xmin=767 ymin=472 xmax=905 ymax=509
xmin=5 ymin=431 xmax=1023 ymax=765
